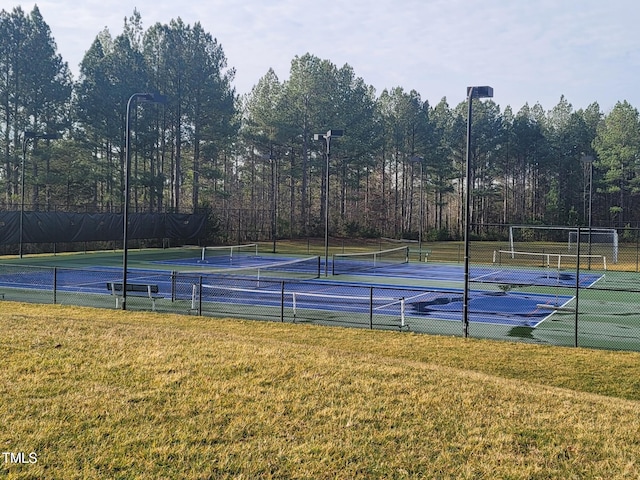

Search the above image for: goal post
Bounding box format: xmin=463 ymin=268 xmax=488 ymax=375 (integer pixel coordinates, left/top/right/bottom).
xmin=508 ymin=225 xmax=618 ymax=264
xmin=567 ymin=229 xmax=618 ymax=263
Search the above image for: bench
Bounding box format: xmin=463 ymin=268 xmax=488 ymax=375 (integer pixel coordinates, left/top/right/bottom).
xmin=106 ymin=282 xmax=162 ymax=311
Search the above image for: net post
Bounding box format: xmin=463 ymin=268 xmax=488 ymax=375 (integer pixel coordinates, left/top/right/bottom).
xmin=509 ymin=225 xmax=514 ymax=256
xmin=292 ymin=292 xmax=297 ymax=323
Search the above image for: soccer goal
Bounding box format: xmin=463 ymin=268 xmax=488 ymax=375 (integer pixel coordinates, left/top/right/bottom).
xmin=567 ymin=229 xmax=618 ymax=263
xmin=508 ymin=225 xmax=617 ymax=264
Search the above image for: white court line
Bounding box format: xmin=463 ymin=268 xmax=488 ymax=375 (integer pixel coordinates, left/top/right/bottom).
xmin=471 ymin=270 xmax=503 ymax=281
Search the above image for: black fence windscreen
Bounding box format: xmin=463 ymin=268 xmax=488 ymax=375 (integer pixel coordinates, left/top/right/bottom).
xmin=0 ymin=212 xmax=206 ymax=245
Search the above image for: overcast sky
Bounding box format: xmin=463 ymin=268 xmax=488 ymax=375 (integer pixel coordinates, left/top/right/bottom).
xmin=6 ymin=0 xmax=640 ymax=113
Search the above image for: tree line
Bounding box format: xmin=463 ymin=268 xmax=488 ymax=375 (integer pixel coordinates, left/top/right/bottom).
xmin=2 ymin=6 xmax=640 ymax=245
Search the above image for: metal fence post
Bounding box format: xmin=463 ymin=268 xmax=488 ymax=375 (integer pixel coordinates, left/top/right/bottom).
xmin=281 ymin=281 xmax=285 ymax=322
xmin=636 ymin=230 xmax=640 ymax=273
xmin=369 ymin=287 xmax=373 ymax=329
xmin=574 ymin=227 xmax=581 ymax=348
xmin=53 ymin=267 xmax=57 ymax=305
xmin=198 ymin=276 xmax=203 ymax=316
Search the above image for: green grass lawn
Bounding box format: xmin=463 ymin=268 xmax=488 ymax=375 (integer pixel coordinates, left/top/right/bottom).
xmin=2 ymin=302 xmax=640 ymax=479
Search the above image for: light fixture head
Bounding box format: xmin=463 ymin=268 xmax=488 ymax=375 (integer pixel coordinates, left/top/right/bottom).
xmin=467 ymin=86 xmax=493 ymax=99
xmin=24 ymin=131 xmax=60 ymax=140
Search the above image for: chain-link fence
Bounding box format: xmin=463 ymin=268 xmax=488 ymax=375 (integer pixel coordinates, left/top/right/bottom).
xmin=462 ymin=226 xmax=640 ymax=349
xmin=1 ymin=228 xmax=639 ymax=352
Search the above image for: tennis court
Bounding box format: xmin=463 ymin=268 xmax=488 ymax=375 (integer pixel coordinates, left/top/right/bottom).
xmin=2 ymin=242 xmax=639 ymax=350
xmin=0 ymin=244 xmax=577 ymax=331
xmin=339 ymin=262 xmax=601 ymax=288
xmin=190 ymin=279 xmax=570 ymax=328
xmin=0 ymin=263 xmax=569 ymax=329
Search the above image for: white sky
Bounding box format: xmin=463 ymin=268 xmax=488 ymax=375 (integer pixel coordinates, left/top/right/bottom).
xmin=5 ymin=0 xmax=640 ymax=112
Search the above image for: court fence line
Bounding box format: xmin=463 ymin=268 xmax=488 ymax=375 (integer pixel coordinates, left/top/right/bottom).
xmin=1 ymin=258 xmax=640 ymax=351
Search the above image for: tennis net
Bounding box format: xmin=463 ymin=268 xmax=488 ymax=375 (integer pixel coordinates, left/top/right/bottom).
xmin=191 ymin=282 xmax=409 ymax=328
xmin=494 ymin=250 xmax=607 ymax=271
xmin=332 ymin=246 xmax=409 ymax=275
xmin=200 ymin=243 xmax=259 ymax=263
xmin=194 ymin=256 xmax=321 ymax=285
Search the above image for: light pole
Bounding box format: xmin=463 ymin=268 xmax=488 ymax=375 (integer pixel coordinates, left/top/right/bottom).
xmin=463 ymin=86 xmax=493 ymax=337
xmin=259 ymin=147 xmax=278 ymax=253
xmin=314 ymin=129 xmax=343 ymax=276
xmin=20 ymin=131 xmax=60 ymax=258
xmin=581 ymin=155 xmax=594 ymax=269
xmin=122 ymin=92 xmax=166 ymax=310
xmin=410 ymin=156 xmax=425 ymax=261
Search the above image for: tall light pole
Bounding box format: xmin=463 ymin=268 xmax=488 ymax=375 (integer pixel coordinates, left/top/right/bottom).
xmin=314 ymin=129 xmax=343 ymax=276
xmin=259 ymin=147 xmax=278 ymax=253
xmin=122 ymin=92 xmax=166 ymax=310
xmin=410 ymin=156 xmax=425 ymax=261
xmin=20 ymin=131 xmax=60 ymax=258
xmin=463 ymin=86 xmax=493 ymax=337
xmin=581 ymin=155 xmax=594 ymax=269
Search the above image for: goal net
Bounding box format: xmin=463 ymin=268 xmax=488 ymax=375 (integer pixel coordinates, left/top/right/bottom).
xmin=568 ymin=229 xmax=618 ymax=263
xmin=508 ymin=225 xmax=617 ymax=264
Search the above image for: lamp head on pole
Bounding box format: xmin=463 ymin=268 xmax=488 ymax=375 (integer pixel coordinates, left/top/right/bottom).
xmin=467 ymin=86 xmax=494 ymax=99
xmin=128 ymin=92 xmax=167 ymax=110
xmin=314 ymin=129 xmax=344 ymax=141
xmin=141 ymin=92 xmax=167 ymax=104
xmin=581 ymin=155 xmax=594 ymax=166
xmin=24 ymin=131 xmax=60 ymax=140
xmin=40 ymin=133 xmax=60 ymax=140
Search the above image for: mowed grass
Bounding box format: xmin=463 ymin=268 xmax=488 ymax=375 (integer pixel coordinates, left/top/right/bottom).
xmin=2 ymin=304 xmax=640 ymax=479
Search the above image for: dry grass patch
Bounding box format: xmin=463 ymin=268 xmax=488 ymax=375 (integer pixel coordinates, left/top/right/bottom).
xmin=2 ymin=303 xmax=640 ymax=479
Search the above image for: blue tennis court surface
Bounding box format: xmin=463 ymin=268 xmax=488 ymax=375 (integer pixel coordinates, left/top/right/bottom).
xmin=0 ymin=258 xmax=576 ymax=328
xmin=339 ymin=262 xmax=602 ymax=288
xmin=157 ymin=251 xmax=602 ymax=289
